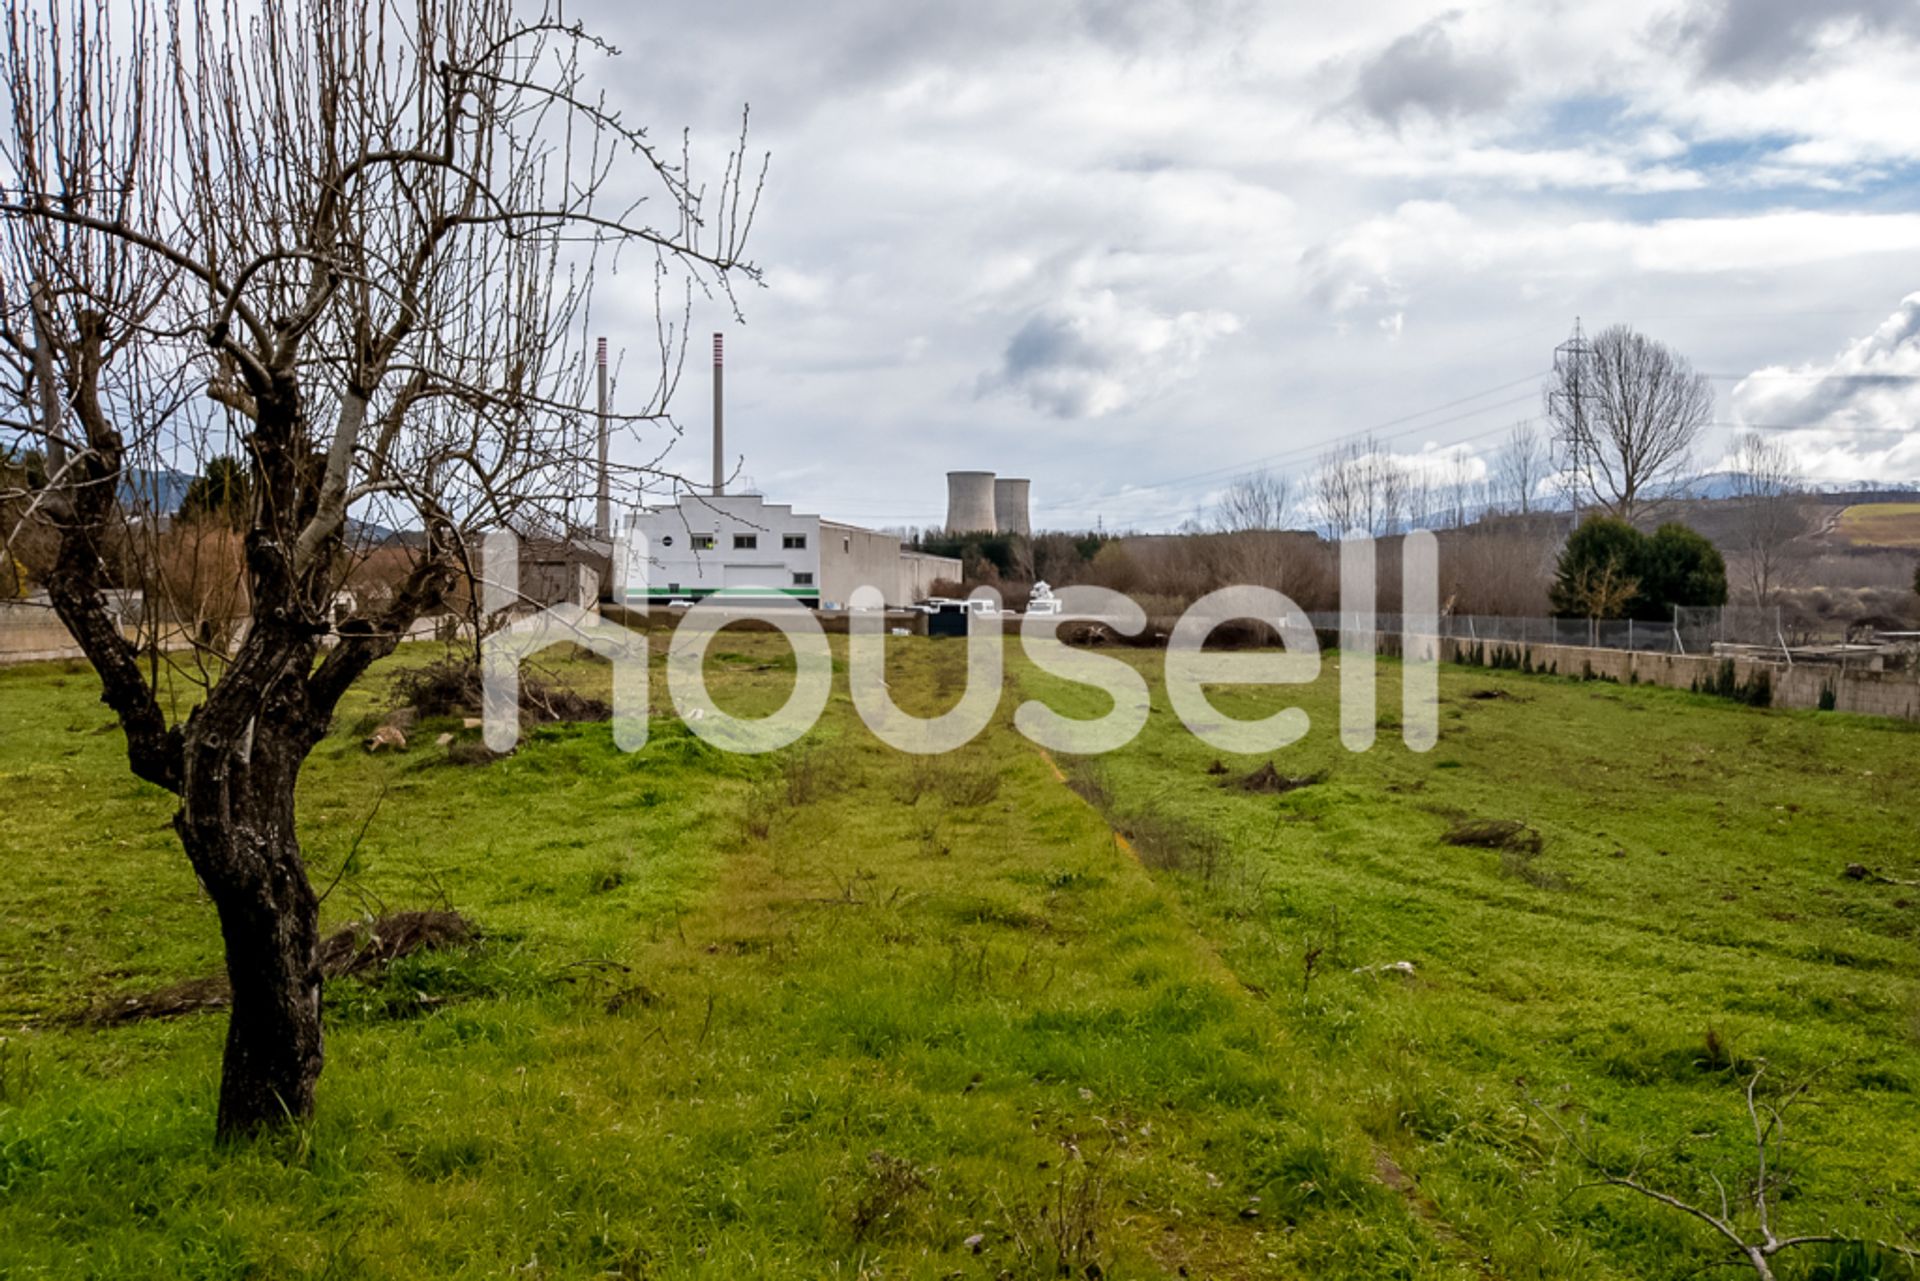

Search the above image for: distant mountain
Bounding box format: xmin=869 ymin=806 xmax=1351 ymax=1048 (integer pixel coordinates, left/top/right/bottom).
xmin=114 ymin=467 xmax=399 ymax=542
xmin=1668 ymin=473 xmax=1920 ymax=503
xmin=118 ymin=467 xmax=194 ymax=517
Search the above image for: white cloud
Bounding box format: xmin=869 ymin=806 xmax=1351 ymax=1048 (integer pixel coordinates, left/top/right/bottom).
xmin=564 ymin=0 xmax=1920 ymax=529
xmin=980 ymin=290 xmax=1241 ymax=419
xmin=1350 ymin=14 xmax=1517 ymax=126
xmin=1731 ymin=294 xmax=1920 ymax=482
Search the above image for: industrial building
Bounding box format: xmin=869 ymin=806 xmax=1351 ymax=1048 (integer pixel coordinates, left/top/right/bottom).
xmin=611 ymin=334 xmax=959 ymax=609
xmin=945 ymin=470 xmax=1032 ymax=535
xmin=620 ymin=494 xmax=955 ymax=608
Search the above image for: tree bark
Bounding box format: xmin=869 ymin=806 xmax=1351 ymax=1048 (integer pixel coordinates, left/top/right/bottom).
xmin=173 ymin=641 xmax=329 ymax=1141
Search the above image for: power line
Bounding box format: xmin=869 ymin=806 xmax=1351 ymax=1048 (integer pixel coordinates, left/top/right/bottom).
xmin=1036 ymin=374 xmax=1548 ymax=519
xmin=1074 ymin=415 xmax=1541 ymax=529
xmin=1711 ymin=419 xmax=1919 ymax=435
xmin=1705 ymin=372 xmax=1920 ymax=382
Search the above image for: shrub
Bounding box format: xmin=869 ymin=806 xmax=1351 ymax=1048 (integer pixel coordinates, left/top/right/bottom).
xmin=1636 ymin=523 xmax=1728 ymax=620
xmin=1693 ymin=659 xmax=1772 ymax=708
xmin=1550 ymin=518 xmax=1643 ymax=619
xmin=175 ymin=455 xmax=253 ymax=528
xmin=1550 ymin=517 xmax=1728 ymax=621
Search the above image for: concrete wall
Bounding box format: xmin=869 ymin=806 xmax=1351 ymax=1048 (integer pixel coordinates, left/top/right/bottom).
xmin=1441 ymin=636 xmax=1920 ymax=721
xmin=0 ymin=602 xmax=85 ymax=661
xmin=0 ymin=602 xmax=456 ymax=667
xmin=897 ymin=550 xmax=962 ymax=605
xmin=821 ymin=521 xmax=907 ymax=608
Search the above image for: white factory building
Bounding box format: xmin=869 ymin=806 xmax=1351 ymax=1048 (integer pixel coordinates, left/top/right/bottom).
xmin=604 ymin=332 xmax=962 ymax=609
xmin=617 ymin=493 xmax=957 ymax=609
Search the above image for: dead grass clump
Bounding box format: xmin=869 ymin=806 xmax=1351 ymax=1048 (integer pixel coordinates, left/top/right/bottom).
xmin=76 ymin=909 xmax=477 ymax=1026
xmin=315 ymin=909 xmax=475 ymax=979
xmin=1502 ymin=848 xmax=1569 ymax=890
xmin=390 ymin=658 xmax=609 ymax=724
xmin=1013 ymin=1156 xmax=1107 ymax=1277
xmin=603 ymin=982 xmax=665 ymax=1016
xmin=914 ymin=813 xmax=950 ymax=858
xmin=1229 ymin=761 xmax=1326 ymax=795
xmin=1443 ymin=819 xmax=1567 ymax=888
xmin=780 ymin=746 xmax=827 ymax=806
xmin=893 ymin=756 xmax=939 ymax=805
xmin=526 ymin=683 xmax=611 ymax=724
xmin=390 ymin=659 xmax=480 ymax=717
xmin=849 ymin=1150 xmax=926 ymax=1243
xmin=1125 ymin=813 xmax=1227 ymax=880
xmin=445 ymin=738 xmax=508 ymax=767
xmin=77 ymin=975 xmax=231 ymax=1026
xmin=734 ymin=778 xmax=781 ymax=843
xmin=1443 ymin=818 xmax=1543 ymax=855
xmin=1063 ymin=763 xmax=1110 ymax=811
xmin=936 ymin=759 xmax=1001 ymax=807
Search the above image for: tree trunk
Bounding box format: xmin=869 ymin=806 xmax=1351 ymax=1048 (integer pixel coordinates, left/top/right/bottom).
xmin=176 ymin=718 xmax=324 ymax=1141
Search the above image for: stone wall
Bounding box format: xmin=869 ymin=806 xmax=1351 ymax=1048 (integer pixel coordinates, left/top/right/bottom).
xmin=1440 ymin=637 xmax=1920 ymax=722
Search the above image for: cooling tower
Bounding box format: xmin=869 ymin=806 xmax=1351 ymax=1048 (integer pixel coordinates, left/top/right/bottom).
xmin=946 ymin=470 xmax=997 ymax=533
xmin=993 ymin=478 xmax=1031 ymax=536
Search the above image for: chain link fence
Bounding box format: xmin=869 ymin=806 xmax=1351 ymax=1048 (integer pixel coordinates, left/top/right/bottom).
xmin=1303 ymin=607 xmax=1786 ymax=657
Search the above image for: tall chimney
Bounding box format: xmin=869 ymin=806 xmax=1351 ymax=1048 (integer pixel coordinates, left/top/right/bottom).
xmin=711 ymin=332 xmax=724 ymax=496
xmin=594 ymin=337 xmax=610 ymax=540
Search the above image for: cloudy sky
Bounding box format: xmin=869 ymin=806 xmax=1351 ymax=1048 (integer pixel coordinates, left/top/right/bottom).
xmin=581 ymin=0 xmax=1920 ymax=531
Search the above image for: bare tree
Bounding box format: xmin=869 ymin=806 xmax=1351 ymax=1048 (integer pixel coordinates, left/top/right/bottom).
xmin=1496 ymin=421 xmax=1546 ymax=515
xmin=1311 ymin=435 xmax=1407 ymax=538
xmin=1214 ymin=468 xmax=1292 ymax=532
xmin=1727 ymin=432 xmax=1816 ymax=609
xmin=1442 ymin=449 xmax=1475 ymax=529
xmin=0 ymin=0 xmax=761 ymax=1139
xmin=1546 ymin=325 xmax=1711 ymax=521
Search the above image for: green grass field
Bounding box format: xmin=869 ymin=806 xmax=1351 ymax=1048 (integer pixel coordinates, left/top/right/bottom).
xmin=1 ymin=636 xmax=1917 ymax=1278
xmin=1835 ymin=502 xmax=1920 ymax=549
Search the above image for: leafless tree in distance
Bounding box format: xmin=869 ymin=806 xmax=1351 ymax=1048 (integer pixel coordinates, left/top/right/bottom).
xmin=0 ymin=0 xmax=762 ymax=1140
xmin=1727 ymin=432 xmax=1817 ymax=609
xmin=1546 ymin=325 xmax=1711 ymax=522
xmin=1214 ymin=468 xmax=1292 ymax=532
xmin=1496 ymin=420 xmax=1547 ymax=515
xmin=1311 ymin=435 xmax=1408 ymax=538
xmin=1442 ymin=448 xmax=1475 ymax=529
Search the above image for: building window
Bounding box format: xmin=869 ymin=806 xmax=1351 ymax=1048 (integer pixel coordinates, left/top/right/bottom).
xmin=792 ymin=572 xmax=814 ymax=586
xmin=733 ymin=534 xmax=757 ymax=550
xmin=783 ymin=534 xmax=807 ymax=550
xmin=692 ymin=534 xmax=715 ymax=550
xmin=843 ymin=536 xmax=851 ymax=553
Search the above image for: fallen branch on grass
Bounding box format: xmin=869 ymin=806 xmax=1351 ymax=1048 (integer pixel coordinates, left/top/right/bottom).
xmin=74 ymin=910 xmax=475 ymax=1026
xmin=1842 ymin=863 xmax=1920 ymax=889
xmin=1528 ymin=1065 xmax=1920 ymax=1281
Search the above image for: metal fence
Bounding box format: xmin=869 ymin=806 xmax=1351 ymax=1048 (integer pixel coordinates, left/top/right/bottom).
xmin=1302 ymin=606 xmax=1785 ymax=657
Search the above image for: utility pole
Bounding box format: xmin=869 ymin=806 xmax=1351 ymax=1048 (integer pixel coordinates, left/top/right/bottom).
xmin=1550 ymin=317 xmax=1594 ymax=529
